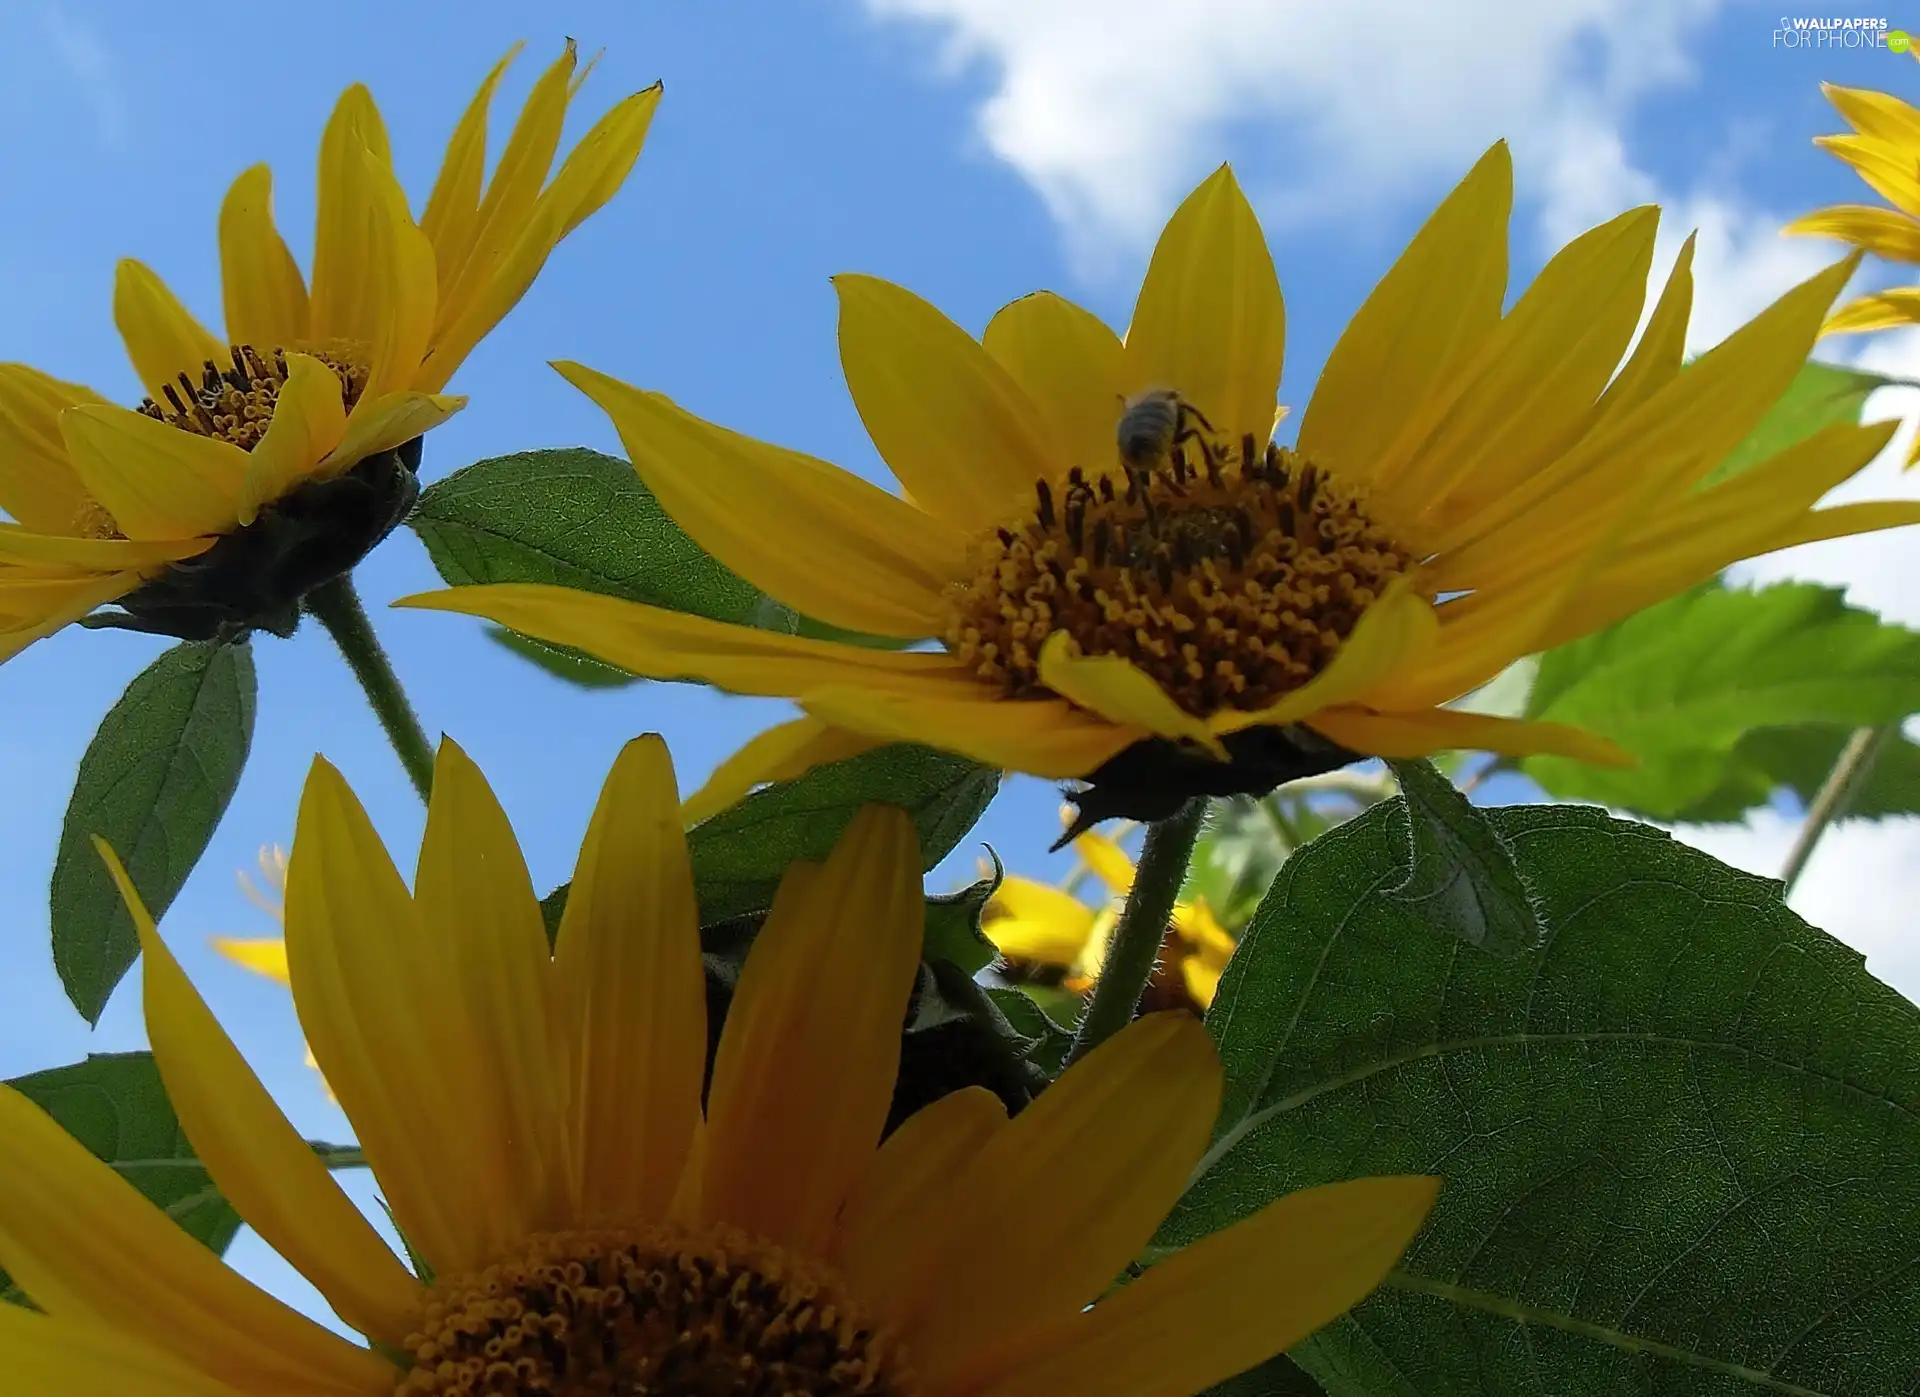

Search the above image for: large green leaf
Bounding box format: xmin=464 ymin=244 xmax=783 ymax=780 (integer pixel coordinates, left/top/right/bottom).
xmin=1672 ymin=723 xmax=1920 ymax=824
xmin=1701 ymin=360 xmax=1892 ymax=489
xmin=542 ymin=745 xmax=998 ymax=929
xmin=409 ymin=447 xmax=906 ymax=663
xmin=1161 ymin=800 xmax=1920 ymax=1395
xmin=1523 ymin=581 xmax=1920 ymax=818
xmin=0 ymin=1053 xmax=241 ymax=1305
xmin=51 ymin=641 xmax=256 ymax=1024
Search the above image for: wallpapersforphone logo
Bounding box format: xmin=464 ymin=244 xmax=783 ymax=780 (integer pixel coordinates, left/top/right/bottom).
xmin=1774 ymin=16 xmax=1912 ymax=48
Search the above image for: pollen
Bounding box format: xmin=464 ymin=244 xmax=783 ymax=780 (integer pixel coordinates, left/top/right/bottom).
xmin=395 ymin=1223 xmax=918 ymax=1397
xmin=944 ymin=429 xmax=1414 ymax=719
xmin=137 ymin=342 xmax=368 ymax=452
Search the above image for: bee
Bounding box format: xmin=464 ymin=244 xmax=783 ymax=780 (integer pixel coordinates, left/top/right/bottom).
xmin=1116 ymin=387 xmax=1214 ymax=475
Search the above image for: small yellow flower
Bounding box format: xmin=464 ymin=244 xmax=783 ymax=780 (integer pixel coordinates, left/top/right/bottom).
xmin=0 ymin=42 xmax=658 ymax=657
xmin=0 ymin=738 xmax=1437 ymax=1396
xmin=1788 ymin=83 xmax=1920 ymax=339
xmin=405 ymin=142 xmax=1920 ymax=823
xmin=986 ymin=824 xmax=1235 ymax=1012
xmin=212 ymin=844 xmax=331 ymax=1095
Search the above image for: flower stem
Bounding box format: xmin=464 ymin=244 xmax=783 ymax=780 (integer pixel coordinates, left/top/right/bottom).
xmin=305 ymin=575 xmax=436 ymax=803
xmin=1779 ymin=723 xmax=1894 ymax=895
xmin=1067 ymin=797 xmax=1208 ymax=1066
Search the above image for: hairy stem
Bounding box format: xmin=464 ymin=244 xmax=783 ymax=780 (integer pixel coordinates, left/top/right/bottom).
xmin=1068 ymin=798 xmax=1208 ymax=1065
xmin=305 ymin=575 xmax=436 ymax=803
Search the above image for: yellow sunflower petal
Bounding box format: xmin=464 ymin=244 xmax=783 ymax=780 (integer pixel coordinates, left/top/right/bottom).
xmin=0 ymin=568 xmax=144 ymax=663
xmin=899 ymin=1012 xmax=1222 ymax=1390
xmin=112 ymin=260 xmax=224 ymax=403
xmin=1181 ymin=954 xmax=1224 ymax=1009
xmin=1758 ymin=497 xmax=1920 ymax=546
xmin=1211 ymin=577 xmax=1439 ymax=733
xmin=554 ymin=735 xmax=707 ymax=1226
xmin=0 ymin=1085 xmax=393 ymax=1393
xmin=430 ymin=42 xmax=579 ymax=340
xmin=556 ymin=360 xmax=965 ymax=637
xmin=1309 ymin=705 xmax=1631 ymax=767
xmin=801 ymin=682 xmax=1141 ymax=779
xmin=1125 ymin=166 xmax=1284 ymax=444
xmin=421 ymin=84 xmax=659 ymax=393
xmin=1814 ymin=130 xmax=1920 ymax=219
xmin=1437 ymin=253 xmax=1861 ymax=572
xmin=0 ymin=527 xmax=206 ymax=570
xmin=212 ymin=936 xmax=290 ymax=983
xmin=59 ymin=405 xmax=248 ymax=540
xmin=284 ymin=756 xmax=506 ymax=1278
xmin=236 ymin=353 xmax=349 ymax=526
xmin=983 ymin=291 xmax=1128 ymax=474
xmin=1585 ymin=233 xmax=1695 ymax=427
xmin=0 ymin=1306 xmax=265 ymax=1397
xmin=310 ymin=84 xmax=393 ymax=345
xmin=836 ymin=273 xmax=1056 ymax=530
xmin=982 ymin=875 xmax=1098 ymax=965
xmin=1039 ymin=632 xmax=1228 ymax=758
xmin=420 ymin=45 xmax=524 ymax=300
xmin=832 ymin=1087 xmax=1007 ymax=1323
xmin=97 ymin=840 xmax=419 ymax=1346
xmin=1823 ymin=286 xmax=1920 ymax=334
xmin=680 ymin=715 xmax=888 ymax=828
xmin=358 ymin=149 xmax=437 ymax=403
xmin=1298 ymin=142 xmax=1510 ymax=484
xmin=1375 ymin=205 xmax=1657 ymax=513
xmin=703 ymin=805 xmax=923 ymax=1255
xmin=218 ymin=165 xmax=310 ymax=350
xmin=973 ymin=1176 xmax=1439 ymax=1397
xmin=0 ymin=364 xmax=109 ymax=534
xmin=1785 ymin=203 xmax=1920 ymax=264
xmin=411 ymin=739 xmax=566 ymax=1240
xmin=319 ymin=389 xmax=464 ymax=476
xmin=396 ymin=583 xmax=971 ymax=697
xmin=1824 ymin=82 xmax=1920 ymax=150
xmin=1073 ymin=829 xmax=1137 ymax=896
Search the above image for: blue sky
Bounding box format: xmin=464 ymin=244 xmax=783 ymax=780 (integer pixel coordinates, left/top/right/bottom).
xmin=2 ymin=0 xmax=1918 ymax=1325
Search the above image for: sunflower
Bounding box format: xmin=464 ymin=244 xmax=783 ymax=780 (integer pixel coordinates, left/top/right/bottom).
xmin=211 ymin=844 xmax=333 ymax=1095
xmin=985 ymin=821 xmax=1235 ymax=1013
xmin=0 ymin=736 xmax=1437 ymax=1397
xmin=402 ymin=141 xmax=1920 ymax=822
xmin=1788 ymin=82 xmax=1920 ymax=345
xmin=0 ymin=42 xmax=658 ymax=658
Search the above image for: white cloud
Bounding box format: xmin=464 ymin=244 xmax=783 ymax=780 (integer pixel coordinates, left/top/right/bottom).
xmin=38 ymin=5 xmax=124 ymax=151
xmin=865 ymin=0 xmax=1727 ymax=255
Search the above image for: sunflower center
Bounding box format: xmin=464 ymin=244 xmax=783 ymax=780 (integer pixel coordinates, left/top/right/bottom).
xmin=943 ymin=424 xmax=1414 ymax=719
xmin=395 ymin=1223 xmax=918 ymax=1397
xmin=136 ymin=341 xmax=367 ymax=453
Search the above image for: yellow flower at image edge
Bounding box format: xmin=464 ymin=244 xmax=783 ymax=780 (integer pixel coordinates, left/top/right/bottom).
xmin=0 ymin=41 xmax=658 ymax=657
xmin=1788 ymin=82 xmax=1920 ymax=346
xmin=0 ymin=737 xmax=1435 ymax=1396
xmin=986 ymin=828 xmax=1236 ymax=1012
xmin=403 ymin=142 xmax=1920 ymax=826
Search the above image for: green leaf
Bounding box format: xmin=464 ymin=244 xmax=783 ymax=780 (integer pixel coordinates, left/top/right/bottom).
xmin=1 ymin=1053 xmax=242 ymax=1306
xmin=1524 ymin=580 xmax=1920 ymax=819
xmin=1384 ymin=759 xmax=1540 ymax=957
xmin=52 ymin=641 xmax=256 ymax=1024
xmin=483 ymin=625 xmax=641 ymax=689
xmin=924 ymin=851 xmax=1003 ymax=976
xmin=984 ymin=986 xmax=1076 ymax=1076
xmin=1672 ymin=723 xmax=1920 ymax=824
xmin=1701 ymin=359 xmax=1893 ymax=489
xmin=1163 ymin=801 xmax=1920 ymax=1396
xmin=1205 ymin=1354 xmax=1329 ymax=1396
xmin=541 ymin=745 xmax=998 ymax=929
xmin=410 ymin=447 xmax=907 ymax=650
xmin=410 ymin=448 xmax=770 ymax=625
